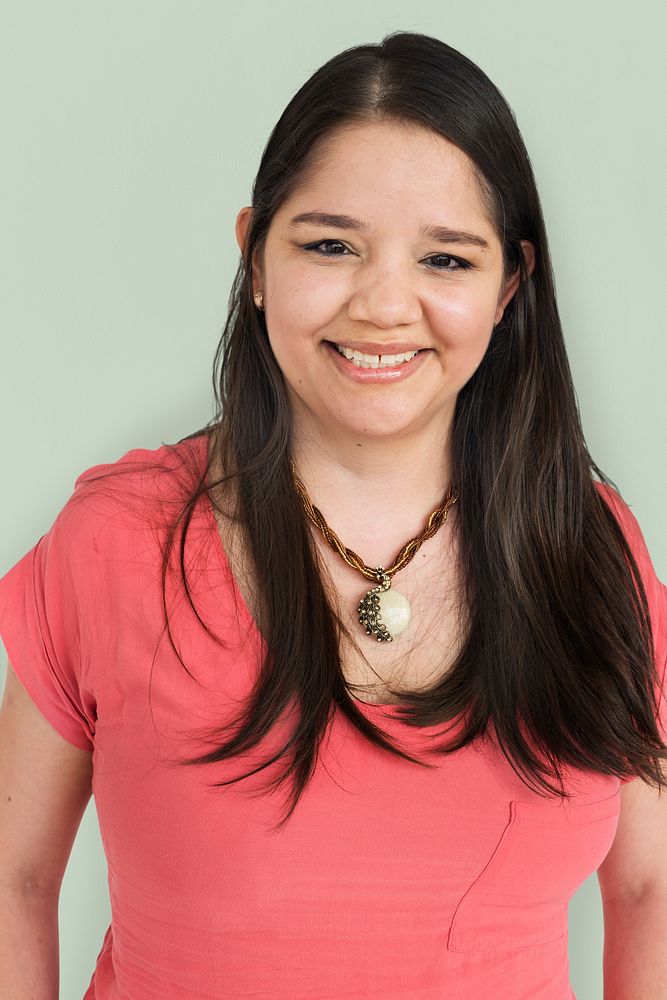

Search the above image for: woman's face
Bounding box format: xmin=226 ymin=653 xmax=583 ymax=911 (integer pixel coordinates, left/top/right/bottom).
xmin=237 ymin=120 xmax=524 ymax=448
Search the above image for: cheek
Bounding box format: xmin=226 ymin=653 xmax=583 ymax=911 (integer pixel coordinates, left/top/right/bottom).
xmin=431 ymin=288 xmax=498 ymax=349
xmin=263 ymin=273 xmax=332 ymax=375
xmin=267 ymin=261 xmax=342 ymax=330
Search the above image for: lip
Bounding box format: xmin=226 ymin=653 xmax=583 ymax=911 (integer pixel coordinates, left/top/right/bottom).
xmin=327 ymin=340 xmax=426 ymax=354
xmin=324 ymin=341 xmax=430 ymax=382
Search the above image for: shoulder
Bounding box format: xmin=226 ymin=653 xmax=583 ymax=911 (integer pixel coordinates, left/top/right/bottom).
xmin=594 ymin=480 xmax=643 ymax=543
xmin=594 ymin=480 xmax=666 ymax=646
xmin=73 ymin=433 xmax=208 ymax=503
xmin=593 ymin=480 xmax=657 ymax=574
xmin=39 ymin=433 xmax=210 ymax=571
xmin=64 ymin=434 xmax=208 ymax=523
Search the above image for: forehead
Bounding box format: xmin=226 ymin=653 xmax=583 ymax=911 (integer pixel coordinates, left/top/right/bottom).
xmin=275 ymin=120 xmax=495 ymax=233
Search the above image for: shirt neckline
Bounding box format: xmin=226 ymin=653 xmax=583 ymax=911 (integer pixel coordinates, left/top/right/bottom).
xmin=193 ymin=432 xmax=417 ymax=718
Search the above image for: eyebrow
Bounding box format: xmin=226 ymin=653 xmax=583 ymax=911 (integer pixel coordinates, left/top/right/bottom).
xmin=287 ymin=211 xmax=490 ymax=249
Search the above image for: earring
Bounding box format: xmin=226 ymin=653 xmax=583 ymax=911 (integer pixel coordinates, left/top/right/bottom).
xmin=253 ymin=290 xmax=264 ymax=311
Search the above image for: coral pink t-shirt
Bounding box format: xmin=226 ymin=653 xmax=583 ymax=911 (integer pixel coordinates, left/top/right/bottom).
xmin=0 ymin=434 xmax=665 ymax=1000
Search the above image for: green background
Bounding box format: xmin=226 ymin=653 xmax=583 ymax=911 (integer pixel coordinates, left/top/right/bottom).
xmin=1 ymin=1 xmax=664 ymax=996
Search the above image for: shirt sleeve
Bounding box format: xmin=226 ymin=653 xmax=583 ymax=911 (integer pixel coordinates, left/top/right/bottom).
xmin=596 ymin=483 xmax=667 ymax=782
xmin=0 ymin=484 xmax=98 ymax=751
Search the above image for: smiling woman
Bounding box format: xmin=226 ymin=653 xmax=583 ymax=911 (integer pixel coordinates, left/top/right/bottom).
xmin=0 ymin=28 xmax=665 ymax=1000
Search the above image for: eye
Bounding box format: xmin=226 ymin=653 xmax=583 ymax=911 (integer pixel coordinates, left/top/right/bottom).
xmin=301 ymin=239 xmax=351 ymax=256
xmin=299 ymin=241 xmax=472 ymax=271
xmin=423 ymin=254 xmax=472 ymax=272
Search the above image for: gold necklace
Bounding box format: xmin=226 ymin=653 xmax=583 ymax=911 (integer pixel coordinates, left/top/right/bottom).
xmin=291 ymin=464 xmax=459 ymax=642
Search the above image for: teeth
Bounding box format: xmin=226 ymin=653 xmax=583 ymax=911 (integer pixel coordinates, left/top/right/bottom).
xmin=335 ymin=344 xmax=419 ymax=369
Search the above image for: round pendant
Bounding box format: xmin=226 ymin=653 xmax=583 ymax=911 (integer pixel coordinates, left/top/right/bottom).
xmin=357 ymin=571 xmax=411 ymax=642
xmin=377 ymin=587 xmax=411 ymax=637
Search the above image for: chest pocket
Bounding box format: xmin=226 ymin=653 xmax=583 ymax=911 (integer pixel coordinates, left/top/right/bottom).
xmin=446 ymin=787 xmax=621 ymax=953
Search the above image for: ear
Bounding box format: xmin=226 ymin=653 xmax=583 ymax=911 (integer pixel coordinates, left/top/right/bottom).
xmin=494 ymin=239 xmax=536 ymax=326
xmin=235 ymin=206 xmax=263 ymax=295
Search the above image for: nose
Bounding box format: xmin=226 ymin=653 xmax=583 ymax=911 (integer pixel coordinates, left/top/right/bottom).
xmin=346 ymin=262 xmax=423 ymax=328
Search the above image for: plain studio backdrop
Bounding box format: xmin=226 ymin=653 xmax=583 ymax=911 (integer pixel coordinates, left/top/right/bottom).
xmin=1 ymin=2 xmax=665 ymax=996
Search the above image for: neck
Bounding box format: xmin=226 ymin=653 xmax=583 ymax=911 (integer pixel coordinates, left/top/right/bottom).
xmin=290 ymin=417 xmax=455 ymax=542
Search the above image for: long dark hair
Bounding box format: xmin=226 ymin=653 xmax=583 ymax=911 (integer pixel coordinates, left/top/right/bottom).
xmin=156 ymin=31 xmax=665 ymax=829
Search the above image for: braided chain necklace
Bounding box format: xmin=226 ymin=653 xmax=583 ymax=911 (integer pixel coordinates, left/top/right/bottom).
xmin=291 ymin=464 xmax=459 ymax=642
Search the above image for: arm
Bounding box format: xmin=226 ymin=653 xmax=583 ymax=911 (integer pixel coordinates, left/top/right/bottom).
xmin=0 ymin=662 xmax=93 ymax=1000
xmin=598 ymin=776 xmax=667 ymax=999
xmin=593 ymin=488 xmax=667 ymax=996
xmin=602 ymin=890 xmax=667 ymax=1000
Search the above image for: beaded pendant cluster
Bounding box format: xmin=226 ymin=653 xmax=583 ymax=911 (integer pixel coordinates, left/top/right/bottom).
xmin=357 ymin=570 xmax=411 ymax=642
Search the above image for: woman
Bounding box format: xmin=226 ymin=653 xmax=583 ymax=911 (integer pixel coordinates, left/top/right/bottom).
xmin=0 ymin=30 xmax=665 ymax=1000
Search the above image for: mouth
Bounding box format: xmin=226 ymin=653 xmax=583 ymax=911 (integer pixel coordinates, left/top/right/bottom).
xmin=327 ymin=342 xmax=427 ymax=370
